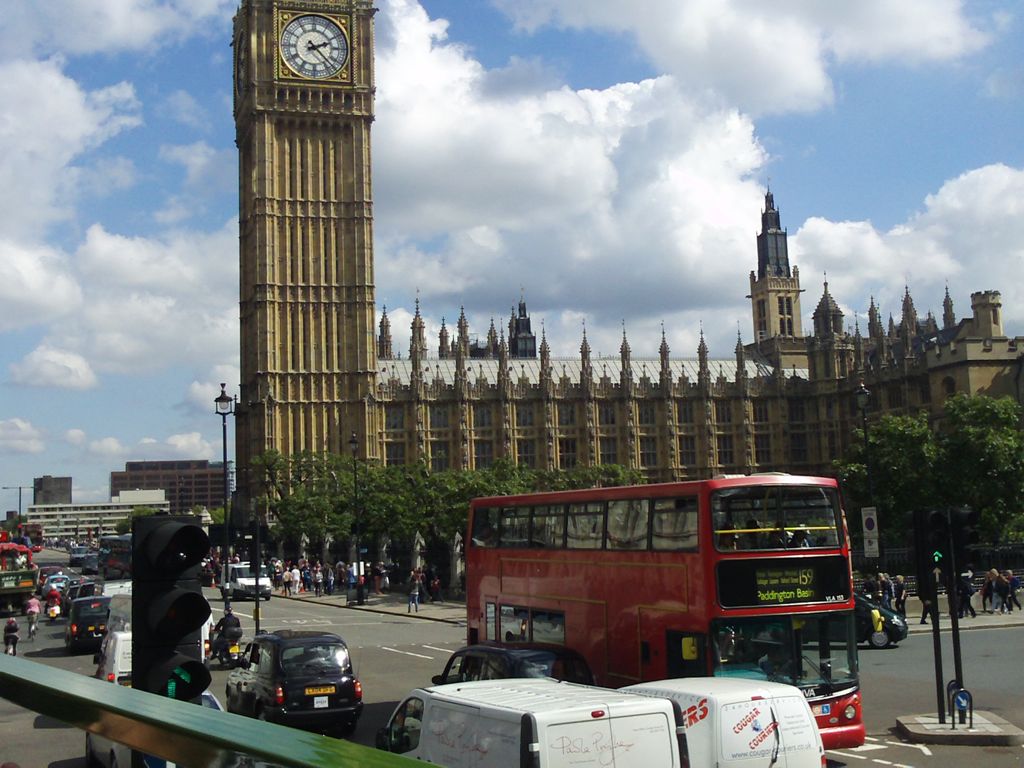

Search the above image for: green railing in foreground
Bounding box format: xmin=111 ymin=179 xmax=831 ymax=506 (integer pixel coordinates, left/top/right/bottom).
xmin=0 ymin=654 xmax=415 ymax=767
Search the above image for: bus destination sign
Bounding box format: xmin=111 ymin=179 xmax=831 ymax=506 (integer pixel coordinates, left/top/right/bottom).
xmin=755 ymin=566 xmax=816 ymax=605
xmin=717 ymin=556 xmax=850 ymax=609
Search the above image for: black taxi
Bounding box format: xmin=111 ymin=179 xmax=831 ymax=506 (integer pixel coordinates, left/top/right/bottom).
xmin=225 ymin=630 xmax=363 ymax=736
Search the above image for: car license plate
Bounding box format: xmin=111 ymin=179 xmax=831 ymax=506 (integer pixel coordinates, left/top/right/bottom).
xmin=305 ymin=685 xmax=336 ymax=696
xmin=314 ymin=695 xmax=328 ymax=709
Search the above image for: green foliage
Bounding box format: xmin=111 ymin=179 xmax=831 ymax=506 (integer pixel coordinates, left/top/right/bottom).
xmin=247 ymin=450 xmax=646 ymax=558
xmin=835 ymin=394 xmax=1024 ymax=546
xmin=115 ymin=506 xmax=159 ymax=534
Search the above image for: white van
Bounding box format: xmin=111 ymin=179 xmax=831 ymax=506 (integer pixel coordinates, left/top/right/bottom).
xmin=222 ymin=561 xmax=272 ymax=601
xmin=93 ymin=629 xmax=132 ymax=686
xmin=623 ymin=678 xmax=824 ymax=768
xmin=376 ymin=678 xmax=685 ymax=768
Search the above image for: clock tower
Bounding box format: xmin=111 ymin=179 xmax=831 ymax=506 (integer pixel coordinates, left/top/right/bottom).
xmin=233 ymin=0 xmax=378 ymax=500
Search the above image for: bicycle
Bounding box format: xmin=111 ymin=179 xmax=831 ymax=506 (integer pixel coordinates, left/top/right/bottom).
xmin=26 ymin=613 xmax=38 ymax=641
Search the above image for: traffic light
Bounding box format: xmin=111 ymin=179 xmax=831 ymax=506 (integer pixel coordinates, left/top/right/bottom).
xmin=924 ymin=509 xmax=950 ymax=568
xmin=950 ymin=506 xmax=980 ymax=572
xmin=132 ymin=515 xmax=212 ymax=700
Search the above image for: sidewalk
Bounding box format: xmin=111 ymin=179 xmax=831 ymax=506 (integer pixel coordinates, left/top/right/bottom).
xmin=902 ymin=594 xmax=1024 ymax=634
xmin=280 ymin=586 xmax=467 ymax=624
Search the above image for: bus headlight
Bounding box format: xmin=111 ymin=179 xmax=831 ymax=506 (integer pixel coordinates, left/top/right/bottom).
xmin=843 ymin=705 xmax=857 ymax=720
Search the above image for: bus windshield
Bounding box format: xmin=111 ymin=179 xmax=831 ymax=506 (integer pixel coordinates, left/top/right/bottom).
xmin=712 ymin=484 xmax=842 ymax=551
xmin=711 ymin=613 xmax=857 ymax=690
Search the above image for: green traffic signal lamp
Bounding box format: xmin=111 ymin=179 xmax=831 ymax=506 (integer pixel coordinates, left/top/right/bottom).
xmin=926 ymin=509 xmax=950 ymax=569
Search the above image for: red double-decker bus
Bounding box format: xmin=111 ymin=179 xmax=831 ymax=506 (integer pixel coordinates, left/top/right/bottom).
xmin=465 ymin=473 xmax=864 ymax=750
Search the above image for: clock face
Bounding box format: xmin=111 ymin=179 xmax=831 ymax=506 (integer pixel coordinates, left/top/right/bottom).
xmin=280 ymin=14 xmax=348 ymax=80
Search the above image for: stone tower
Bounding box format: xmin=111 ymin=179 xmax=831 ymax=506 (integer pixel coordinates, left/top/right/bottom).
xmin=233 ymin=0 xmax=378 ymax=500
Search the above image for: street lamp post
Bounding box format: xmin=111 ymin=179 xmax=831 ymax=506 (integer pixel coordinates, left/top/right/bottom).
xmin=349 ymin=431 xmax=364 ymax=605
xmin=215 ymin=383 xmax=236 ymax=588
xmin=855 ymin=382 xmax=872 ymax=497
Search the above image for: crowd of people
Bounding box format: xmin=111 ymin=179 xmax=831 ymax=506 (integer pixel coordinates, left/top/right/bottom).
xmin=860 ymin=567 xmax=1021 ymax=623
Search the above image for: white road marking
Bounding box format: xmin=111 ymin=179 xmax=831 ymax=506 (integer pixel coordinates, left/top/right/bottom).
xmin=422 ymin=645 xmax=454 ymax=653
xmin=830 ymin=750 xmax=869 ymax=760
xmin=848 ymin=744 xmax=887 ymax=752
xmin=883 ymin=740 xmax=931 ymax=756
xmin=382 ymin=646 xmax=434 ymax=659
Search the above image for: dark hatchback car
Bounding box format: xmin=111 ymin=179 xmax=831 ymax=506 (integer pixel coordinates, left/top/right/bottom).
xmin=432 ymin=643 xmax=595 ymax=686
xmin=854 ymin=592 xmax=908 ymax=648
xmin=225 ymin=630 xmax=363 ymax=736
xmin=64 ymin=595 xmax=111 ymax=654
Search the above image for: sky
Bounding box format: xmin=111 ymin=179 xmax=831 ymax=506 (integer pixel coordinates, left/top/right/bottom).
xmin=0 ymin=0 xmax=1021 ymax=508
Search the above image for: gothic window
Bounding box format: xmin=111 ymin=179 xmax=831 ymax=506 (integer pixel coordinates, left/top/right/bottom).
xmin=599 ymin=403 xmax=616 ymax=426
xmin=716 ymin=435 xmax=734 ymax=466
xmin=515 ymin=406 xmax=534 ymax=427
xmin=888 ymin=384 xmax=904 ymax=409
xmin=430 ymin=441 xmax=448 ymax=473
xmin=474 ymin=439 xmax=494 ymax=469
xmin=474 ymin=404 xmax=493 ymax=428
xmin=679 ymin=435 xmax=696 ymax=466
xmin=430 ymin=406 xmax=449 ymax=429
xmin=599 ymin=437 xmax=617 ymax=465
xmin=638 ymin=403 xmax=656 ymax=425
xmin=755 ymin=434 xmax=771 ymax=465
xmin=640 ymin=437 xmax=658 ymax=467
xmin=678 ymin=401 xmax=693 ymax=424
xmin=788 ymin=399 xmax=805 ymax=422
xmin=385 ymin=406 xmax=404 ymax=430
xmin=517 ymin=439 xmax=536 ymax=468
xmin=943 ymin=376 xmax=956 ymax=397
xmin=558 ymin=405 xmax=576 ymax=426
xmin=919 ymin=378 xmax=931 ymax=404
xmin=753 ymin=400 xmax=769 ymax=423
xmin=714 ymin=400 xmax=732 ymax=423
xmin=790 ymin=433 xmax=808 ymax=463
xmin=384 ymin=442 xmax=405 ymax=466
xmin=558 ymin=438 xmax=577 ymax=469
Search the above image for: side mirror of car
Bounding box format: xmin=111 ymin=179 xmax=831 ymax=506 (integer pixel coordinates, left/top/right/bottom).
xmin=375 ymin=727 xmax=391 ymax=750
xmin=431 ymin=674 xmax=443 ymax=685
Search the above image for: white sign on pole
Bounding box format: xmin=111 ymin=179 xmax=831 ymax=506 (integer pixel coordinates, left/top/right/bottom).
xmin=861 ymin=506 xmax=879 ymax=558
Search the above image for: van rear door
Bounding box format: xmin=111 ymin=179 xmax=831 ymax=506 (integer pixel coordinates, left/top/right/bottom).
xmin=769 ymin=694 xmax=823 ymax=768
xmin=720 ymin=698 xmax=783 ymax=765
xmin=541 ymin=705 xmax=678 ymax=768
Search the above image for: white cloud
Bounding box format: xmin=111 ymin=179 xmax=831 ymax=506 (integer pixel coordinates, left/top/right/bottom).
xmin=0 ymin=240 xmax=82 ymax=332
xmin=160 ymin=90 xmax=209 ymax=130
xmin=490 ymin=0 xmax=991 ymax=114
xmin=89 ymin=437 xmax=126 ymax=457
xmin=0 ymin=59 xmax=141 ymax=241
xmin=65 ymin=429 xmax=87 ymax=446
xmin=9 ymin=346 xmax=98 ymax=390
xmin=0 ymin=419 xmax=45 ymax=454
xmin=1 ymin=1 xmax=236 ymax=60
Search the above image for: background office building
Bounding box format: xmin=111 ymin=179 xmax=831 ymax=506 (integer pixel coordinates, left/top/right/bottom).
xmin=109 ymin=460 xmax=227 ymax=515
xmin=33 ymin=475 xmax=72 ymax=506
xmin=26 ymin=490 xmax=170 ymax=541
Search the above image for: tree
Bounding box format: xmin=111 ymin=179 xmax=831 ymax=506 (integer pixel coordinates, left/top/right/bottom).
xmin=934 ymin=394 xmax=1024 ymax=543
xmin=834 ymin=411 xmax=939 ymax=548
xmin=115 ymin=506 xmax=159 ymax=535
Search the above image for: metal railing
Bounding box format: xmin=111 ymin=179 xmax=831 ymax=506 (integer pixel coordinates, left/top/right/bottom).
xmin=0 ymin=654 xmax=414 ymax=767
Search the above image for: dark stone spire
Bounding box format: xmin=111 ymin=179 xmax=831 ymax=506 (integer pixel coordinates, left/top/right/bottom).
xmin=698 ymin=326 xmax=710 ymax=388
xmin=756 ymin=185 xmax=790 ymax=279
xmin=457 ymin=306 xmax=469 ymax=357
xmin=377 ymin=305 xmax=393 ymax=360
xmin=943 ymin=285 xmax=956 ymax=329
xmin=438 ymin=317 xmax=450 ymax=359
xmin=409 ymin=297 xmax=427 ymax=361
xmin=812 ymin=277 xmax=843 ymax=338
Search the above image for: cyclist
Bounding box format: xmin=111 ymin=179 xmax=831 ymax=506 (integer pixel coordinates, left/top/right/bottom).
xmin=4 ymin=617 xmax=19 ymax=656
xmin=23 ymin=595 xmax=41 ymax=640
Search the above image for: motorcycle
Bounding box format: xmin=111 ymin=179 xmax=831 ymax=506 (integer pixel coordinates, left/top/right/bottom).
xmin=218 ymin=626 xmax=245 ymax=668
xmin=46 ymin=603 xmax=61 ymax=623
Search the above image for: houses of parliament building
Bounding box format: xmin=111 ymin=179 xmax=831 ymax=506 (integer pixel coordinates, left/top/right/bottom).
xmin=231 ymin=0 xmax=1023 ymax=502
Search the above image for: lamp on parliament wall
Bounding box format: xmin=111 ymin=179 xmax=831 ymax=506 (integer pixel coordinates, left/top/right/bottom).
xmin=214 ymin=383 xmax=235 ymax=584
xmin=349 ymin=431 xmax=365 ymax=606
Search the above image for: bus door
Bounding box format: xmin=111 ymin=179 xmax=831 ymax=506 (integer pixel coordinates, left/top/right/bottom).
xmin=665 ymin=629 xmax=706 ymax=679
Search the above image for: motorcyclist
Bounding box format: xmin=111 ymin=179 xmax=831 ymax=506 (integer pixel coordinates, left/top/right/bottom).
xmin=4 ymin=617 xmax=19 ymax=656
xmin=45 ymin=585 xmax=62 ymax=620
xmin=211 ymin=605 xmax=242 ymax=663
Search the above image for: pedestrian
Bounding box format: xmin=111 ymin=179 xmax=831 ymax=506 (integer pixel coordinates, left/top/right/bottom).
xmin=893 ymin=575 xmax=907 ymax=616
xmin=325 ymin=564 xmax=335 ymax=596
xmin=372 ymin=562 xmax=383 ymax=594
xmin=313 ymin=564 xmax=323 ymax=597
xmin=407 ymin=568 xmax=422 ymax=613
xmin=981 ymin=569 xmax=997 ymax=613
xmin=281 ymin=565 xmax=293 ymax=596
xmin=994 ymin=570 xmax=1010 ymax=614
xmin=957 ymin=571 xmax=976 ymax=618
xmin=879 ymin=573 xmax=893 ymax=609
xmin=861 ymin=574 xmax=878 ymax=601
xmin=1006 ymin=570 xmax=1021 ymax=612
xmin=290 ymin=563 xmax=301 ymax=595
